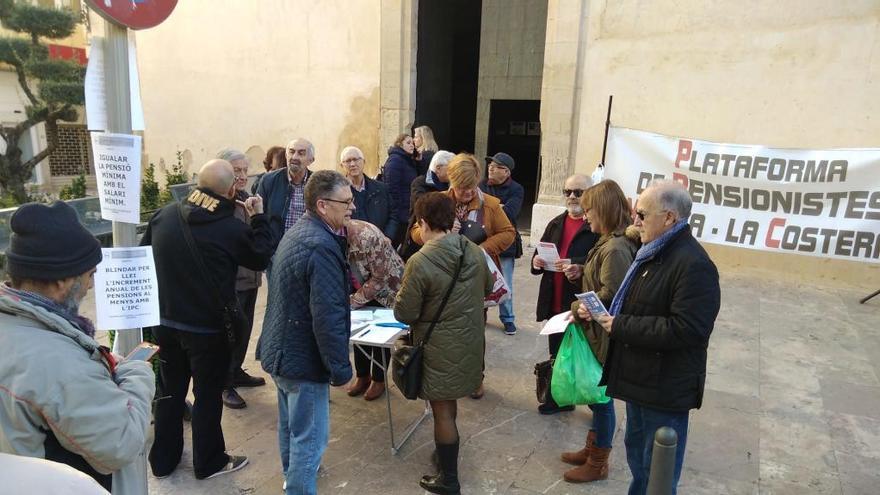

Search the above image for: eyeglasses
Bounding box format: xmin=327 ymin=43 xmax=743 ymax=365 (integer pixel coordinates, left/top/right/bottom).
xmin=563 ymin=189 xmax=585 ymax=198
xmin=320 ymin=197 xmax=354 ymax=206
xmin=635 ymin=209 xmax=668 ymax=221
xmin=342 ymin=157 xmax=363 ymax=165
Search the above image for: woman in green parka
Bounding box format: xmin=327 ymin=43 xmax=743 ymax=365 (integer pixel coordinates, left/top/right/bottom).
xmin=394 ymin=192 xmax=493 ymax=495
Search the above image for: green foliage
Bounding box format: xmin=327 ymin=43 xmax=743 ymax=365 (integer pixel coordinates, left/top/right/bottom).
xmin=158 ymin=151 xmax=190 ymax=205
xmin=58 ymin=173 xmax=86 ymax=200
xmin=0 ymin=2 xmax=84 ymax=205
xmin=141 ymin=162 xmax=161 ymax=217
xmin=0 ymin=193 xmax=18 ymax=208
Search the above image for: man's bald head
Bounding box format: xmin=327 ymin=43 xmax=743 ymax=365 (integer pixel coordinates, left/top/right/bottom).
xmin=197 ymin=159 xmax=235 ymax=197
xmin=563 ymin=174 xmax=593 ymax=216
xmin=564 ymin=174 xmax=592 ymax=191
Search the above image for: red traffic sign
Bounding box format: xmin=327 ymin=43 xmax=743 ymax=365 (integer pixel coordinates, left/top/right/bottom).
xmin=85 ymin=0 xmax=178 ymax=30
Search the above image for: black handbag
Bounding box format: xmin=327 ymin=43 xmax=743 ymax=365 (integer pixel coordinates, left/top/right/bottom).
xmin=391 ymin=239 xmax=466 ymax=400
xmin=176 ymin=203 xmax=247 ymax=347
xmin=534 ymin=358 xmax=554 ymax=404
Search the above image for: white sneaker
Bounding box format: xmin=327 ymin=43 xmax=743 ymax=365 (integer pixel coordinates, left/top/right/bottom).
xmin=282 ymin=480 xmax=287 ymax=491
xmin=202 ymin=455 xmax=249 ymax=480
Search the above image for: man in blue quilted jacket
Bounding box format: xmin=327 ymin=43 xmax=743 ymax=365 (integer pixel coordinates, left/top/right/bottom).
xmin=258 ymin=170 xmax=354 ymax=495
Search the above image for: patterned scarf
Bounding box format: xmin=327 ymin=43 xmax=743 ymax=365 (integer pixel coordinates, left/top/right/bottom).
xmin=608 ymin=221 xmax=689 ymax=316
xmin=0 ymin=283 xmax=97 ymax=337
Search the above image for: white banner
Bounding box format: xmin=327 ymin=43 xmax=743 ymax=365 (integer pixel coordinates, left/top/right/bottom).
xmin=91 ymin=132 xmax=142 ymax=224
xmin=94 ymin=246 xmax=160 ymax=331
xmin=605 ymin=127 xmax=880 ymax=263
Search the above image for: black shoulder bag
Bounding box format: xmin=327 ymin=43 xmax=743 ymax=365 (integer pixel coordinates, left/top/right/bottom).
xmin=176 ymin=202 xmax=246 ymax=347
xmin=391 ymin=239 xmax=466 ymax=400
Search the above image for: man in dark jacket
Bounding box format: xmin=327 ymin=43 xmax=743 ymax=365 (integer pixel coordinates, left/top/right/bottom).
xmin=142 ymin=159 xmax=278 ymax=480
xmin=259 ymin=170 xmax=354 ymax=494
xmin=339 ymin=145 xmax=396 ymax=239
xmin=593 ymin=180 xmax=720 ymax=495
xmin=480 ymin=152 xmax=524 ymax=335
xmin=256 ymin=137 xmax=315 ymax=241
xmin=530 ymin=173 xmax=598 ymax=414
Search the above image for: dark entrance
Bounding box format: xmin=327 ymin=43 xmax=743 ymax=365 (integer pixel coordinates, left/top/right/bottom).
xmin=487 ymin=99 xmax=541 ymax=228
xmin=414 ymin=0 xmax=482 ymax=153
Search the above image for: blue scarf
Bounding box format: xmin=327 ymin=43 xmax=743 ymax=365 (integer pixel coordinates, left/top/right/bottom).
xmin=608 ymin=221 xmax=689 ymax=316
xmin=425 ymin=170 xmax=449 ymax=191
xmin=0 ymin=283 xmax=97 ymax=337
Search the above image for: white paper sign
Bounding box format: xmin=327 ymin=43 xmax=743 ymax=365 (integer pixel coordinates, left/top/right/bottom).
xmin=91 ymin=132 xmax=142 ymax=224
xmin=84 ymin=35 xmax=146 ymax=131
xmin=94 ymin=247 xmax=160 ymax=330
xmin=539 ymin=311 xmax=572 ymax=335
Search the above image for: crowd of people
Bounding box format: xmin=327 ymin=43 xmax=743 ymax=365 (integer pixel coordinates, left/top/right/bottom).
xmin=0 ymin=125 xmax=721 ymax=495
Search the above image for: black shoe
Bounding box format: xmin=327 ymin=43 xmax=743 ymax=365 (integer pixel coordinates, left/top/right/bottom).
xmin=233 ymin=369 xmax=266 ymax=388
xmin=183 ymin=400 xmax=193 ymax=422
xmin=197 ymin=455 xmax=249 ymax=480
xmin=503 ymin=322 xmax=517 ymax=335
xmin=222 ymin=388 xmax=247 ymax=409
xmin=538 ymin=401 xmax=575 ymax=415
xmin=419 ymin=442 xmax=460 ymax=494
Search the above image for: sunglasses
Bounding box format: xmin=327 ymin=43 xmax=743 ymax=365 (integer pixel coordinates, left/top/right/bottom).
xmin=563 ymin=189 xmax=585 ymax=198
xmin=635 ymin=209 xmax=668 ymax=221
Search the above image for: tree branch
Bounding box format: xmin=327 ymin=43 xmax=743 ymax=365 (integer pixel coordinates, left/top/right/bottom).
xmin=10 ymin=46 xmax=38 ymax=106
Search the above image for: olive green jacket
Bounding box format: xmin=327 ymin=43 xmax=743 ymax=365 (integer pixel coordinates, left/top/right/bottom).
xmin=571 ymin=228 xmax=638 ymax=364
xmin=394 ymin=233 xmax=492 ymax=400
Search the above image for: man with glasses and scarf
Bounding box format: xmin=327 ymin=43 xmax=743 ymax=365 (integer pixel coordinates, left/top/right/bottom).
xmin=530 ymin=174 xmax=599 ymax=414
xmin=592 ymin=179 xmax=720 ymax=495
xmin=0 ymin=201 xmax=154 ymax=493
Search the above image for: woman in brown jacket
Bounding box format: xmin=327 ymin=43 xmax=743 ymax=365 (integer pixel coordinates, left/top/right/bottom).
xmin=561 ymin=179 xmax=639 ymax=483
xmin=410 ymin=153 xmax=516 ymax=399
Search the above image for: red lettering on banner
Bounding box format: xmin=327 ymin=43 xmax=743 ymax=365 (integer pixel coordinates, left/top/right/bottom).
xmin=675 ymin=140 xmax=692 ymax=168
xmin=765 ymin=217 xmax=786 ymax=248
xmin=672 ymin=172 xmax=689 ymax=189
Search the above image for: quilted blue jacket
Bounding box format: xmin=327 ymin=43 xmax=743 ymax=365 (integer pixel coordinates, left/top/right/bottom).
xmin=259 ymin=212 xmax=353 ymax=385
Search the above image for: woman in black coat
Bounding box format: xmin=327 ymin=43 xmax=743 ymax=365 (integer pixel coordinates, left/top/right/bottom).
xmin=381 ymin=133 xmax=418 ymax=247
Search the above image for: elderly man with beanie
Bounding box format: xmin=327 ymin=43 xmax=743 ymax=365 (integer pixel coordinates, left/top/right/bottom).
xmin=143 ymin=159 xmax=279 ymax=481
xmin=0 ymin=201 xmax=155 ymax=493
xmin=480 ymin=152 xmax=524 ymax=336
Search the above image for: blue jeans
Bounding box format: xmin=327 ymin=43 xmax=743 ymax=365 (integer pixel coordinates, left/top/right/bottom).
xmin=498 ymin=256 xmax=515 ymax=323
xmin=588 ymin=399 xmax=616 ymax=448
xmin=624 ymin=402 xmax=689 ymax=495
xmin=273 ymin=376 xmax=329 ymax=495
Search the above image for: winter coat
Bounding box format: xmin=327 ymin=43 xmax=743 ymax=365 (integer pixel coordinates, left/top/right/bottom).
xmin=256 ymin=167 xmax=312 ymax=241
xmin=234 ymin=189 xmax=263 ymax=292
xmin=141 ymin=187 xmax=278 ymax=333
xmin=570 ymin=228 xmax=638 ymax=365
xmin=600 ymin=228 xmax=721 ymax=411
xmin=410 ymin=189 xmax=515 ymax=269
xmin=350 ymin=176 xmax=397 ymax=240
xmin=394 ymin=234 xmax=492 ymax=400
xmin=480 ymin=178 xmax=525 ymax=258
xmin=531 ymin=212 xmax=600 ymax=321
xmin=381 ymin=146 xmax=419 ymax=227
xmin=347 ymin=219 xmax=404 ymax=309
xmin=416 ymin=149 xmax=435 ymax=176
xmin=0 ymin=289 xmax=154 ymax=494
xmin=259 ymin=212 xmax=353 ymax=385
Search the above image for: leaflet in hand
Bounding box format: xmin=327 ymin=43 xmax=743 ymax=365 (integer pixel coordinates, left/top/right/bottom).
xmin=537 ymin=242 xmax=561 ymax=271
xmin=539 ymin=311 xmax=571 ymax=335
xmin=576 ymin=291 xmax=609 ymax=317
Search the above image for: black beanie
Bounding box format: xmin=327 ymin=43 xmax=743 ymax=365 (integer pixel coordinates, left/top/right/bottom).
xmin=6 ymin=201 xmax=103 ymax=280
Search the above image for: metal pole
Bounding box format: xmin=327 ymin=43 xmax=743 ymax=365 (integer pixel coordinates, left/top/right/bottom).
xmin=599 ymin=95 xmax=614 ymax=167
xmin=103 ymin=21 xmax=141 ymax=355
xmin=646 ymin=426 xmax=678 ymax=495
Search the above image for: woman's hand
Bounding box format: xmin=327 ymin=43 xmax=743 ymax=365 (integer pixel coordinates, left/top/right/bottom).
xmin=576 ymin=302 xmax=592 ymax=321
xmin=533 ymin=256 xmax=545 ymax=270
xmin=562 ymin=262 xmax=582 ymax=281
xmin=596 ymin=314 xmax=614 ymax=334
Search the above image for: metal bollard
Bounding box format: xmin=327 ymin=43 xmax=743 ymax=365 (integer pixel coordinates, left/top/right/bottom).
xmin=646 ymin=426 xmax=678 ymax=495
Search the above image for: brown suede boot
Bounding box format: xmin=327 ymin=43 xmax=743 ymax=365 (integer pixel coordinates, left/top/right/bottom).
xmin=560 ymin=430 xmax=596 ymax=465
xmin=563 ymin=445 xmax=611 ymax=483
xmin=347 ymin=376 xmax=370 ymax=397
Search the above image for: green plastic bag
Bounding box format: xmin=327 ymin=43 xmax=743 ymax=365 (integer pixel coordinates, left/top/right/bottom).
xmin=550 ymin=323 xmax=610 ymax=406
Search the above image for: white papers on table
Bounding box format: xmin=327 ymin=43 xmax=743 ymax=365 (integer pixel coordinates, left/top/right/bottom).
xmin=350 ymin=321 xmax=370 ymax=335
xmin=536 ymin=242 xmax=561 ymax=271
xmin=351 ymin=310 xmax=374 ymax=322
xmin=372 ymin=308 xmax=395 ymax=320
xmin=539 ymin=311 xmax=572 ymax=335
xmin=350 ymin=325 xmax=406 ymax=345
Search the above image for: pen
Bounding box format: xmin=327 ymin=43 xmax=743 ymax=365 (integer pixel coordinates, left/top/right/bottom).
xmin=359 ymin=329 xmax=371 ymax=338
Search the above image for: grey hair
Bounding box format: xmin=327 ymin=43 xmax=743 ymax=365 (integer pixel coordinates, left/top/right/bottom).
xmin=428 ymin=150 xmax=454 ymax=172
xmin=215 ymin=148 xmax=247 ymax=163
xmin=339 ymin=146 xmax=364 ymax=162
xmin=564 ymin=173 xmax=593 ymax=189
xmin=649 ymin=179 xmax=692 ymax=219
xmin=287 ymin=138 xmax=315 ymax=160
xmin=304 ymin=170 xmax=350 ymax=213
